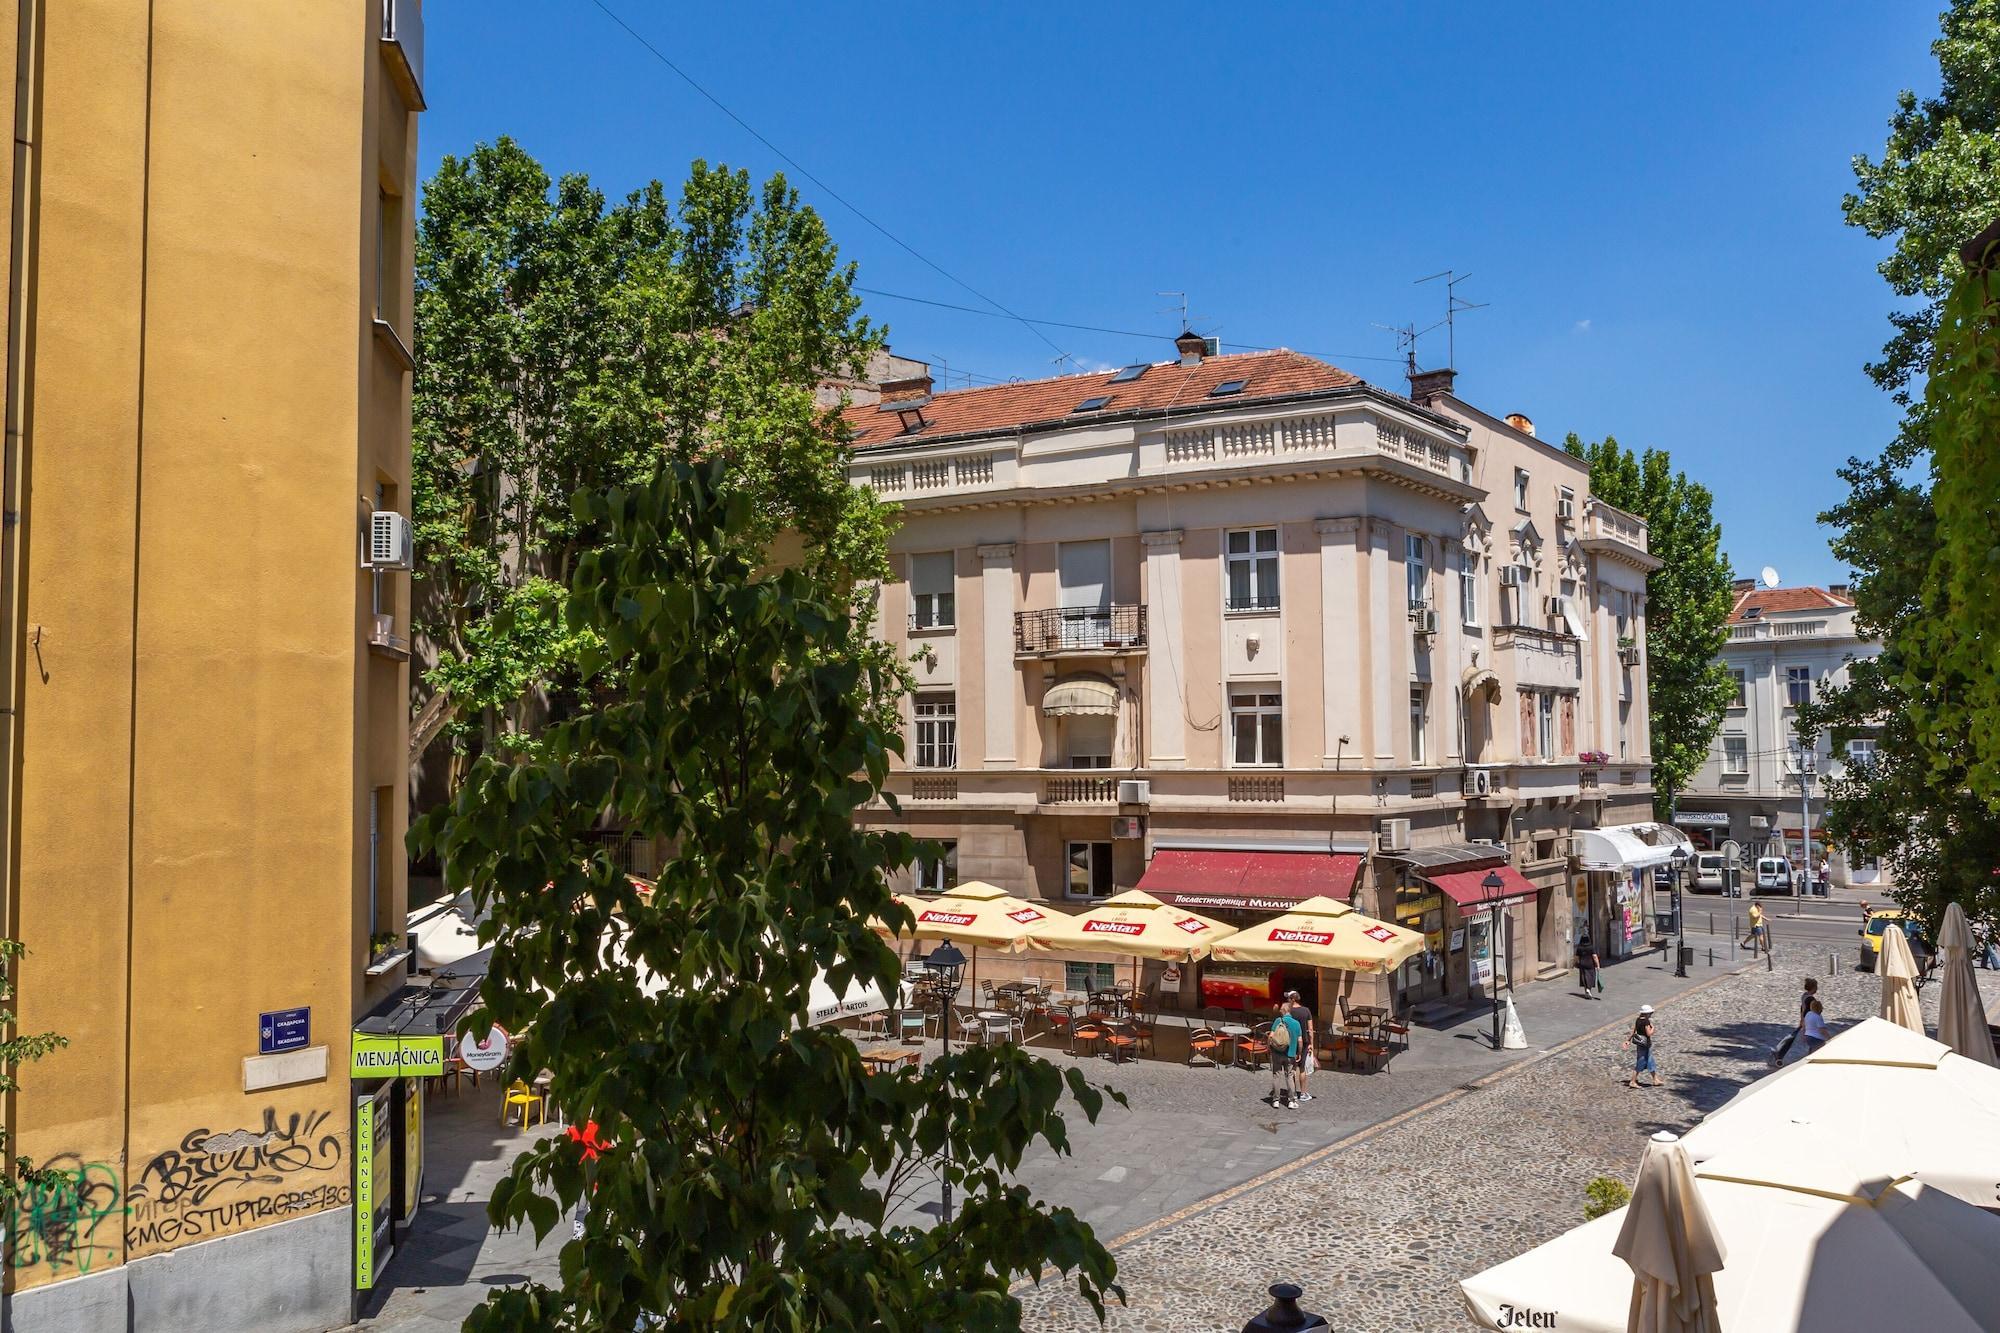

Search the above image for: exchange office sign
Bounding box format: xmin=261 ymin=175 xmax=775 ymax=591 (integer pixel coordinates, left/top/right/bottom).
xmin=351 ymin=1032 xmax=446 ymax=1079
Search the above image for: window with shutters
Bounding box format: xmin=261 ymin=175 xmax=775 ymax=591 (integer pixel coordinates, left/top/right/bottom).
xmin=909 ymin=551 xmax=955 ymax=629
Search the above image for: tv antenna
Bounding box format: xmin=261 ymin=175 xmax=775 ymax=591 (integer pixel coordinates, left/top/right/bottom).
xmin=1372 ymin=319 xmax=1442 ymax=377
xmin=1158 ymin=291 xmax=1190 ymax=331
xmin=1415 ymin=269 xmax=1489 ymax=369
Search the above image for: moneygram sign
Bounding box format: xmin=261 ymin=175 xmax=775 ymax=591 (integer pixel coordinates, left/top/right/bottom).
xmin=918 ymin=910 xmax=978 ymax=927
xmin=1082 ymin=920 xmax=1144 ymax=936
xmin=1268 ymin=928 xmax=1335 ymax=947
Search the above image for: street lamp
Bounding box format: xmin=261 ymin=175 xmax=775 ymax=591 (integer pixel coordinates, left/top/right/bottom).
xmin=1670 ymin=847 xmax=1690 ymax=978
xmin=1482 ymin=869 xmax=1505 ymax=1048
xmin=921 ymin=940 xmax=966 ymax=1226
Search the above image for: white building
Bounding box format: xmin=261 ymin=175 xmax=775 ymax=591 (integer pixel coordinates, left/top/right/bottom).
xmin=1674 ymin=581 xmax=1890 ymax=888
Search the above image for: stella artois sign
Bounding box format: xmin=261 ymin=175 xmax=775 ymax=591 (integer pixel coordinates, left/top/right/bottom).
xmin=1269 ymin=927 xmax=1335 ymax=947
xmin=1082 ymin=919 xmax=1145 ymax=936
xmin=918 ymin=910 xmax=978 ymax=927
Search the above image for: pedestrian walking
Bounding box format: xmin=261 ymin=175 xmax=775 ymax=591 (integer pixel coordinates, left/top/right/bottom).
xmin=1263 ymin=998 xmax=1303 ymax=1110
xmin=1575 ymin=934 xmax=1602 ymax=1000
xmin=1859 ymin=899 xmax=1874 ymax=927
xmin=1815 ymin=857 xmax=1831 ymax=897
xmin=1741 ymin=901 xmax=1765 ymax=951
xmin=1283 ymin=989 xmax=1316 ymax=1104
xmin=1623 ymin=1004 xmax=1661 ymax=1088
xmin=1799 ymin=998 xmax=1829 ymax=1056
xmin=1770 ymin=977 xmax=1819 ymax=1065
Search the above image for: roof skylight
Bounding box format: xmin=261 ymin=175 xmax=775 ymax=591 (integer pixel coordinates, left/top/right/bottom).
xmin=1073 ymin=395 xmax=1113 ymax=413
xmin=1109 ymin=364 xmax=1149 ymax=384
xmin=1209 ymin=379 xmax=1248 ymax=397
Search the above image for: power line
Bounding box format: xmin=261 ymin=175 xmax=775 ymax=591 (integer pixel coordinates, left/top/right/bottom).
xmin=584 ymin=0 xmax=1072 ymax=364
xmin=854 ymin=284 xmax=1409 ymax=366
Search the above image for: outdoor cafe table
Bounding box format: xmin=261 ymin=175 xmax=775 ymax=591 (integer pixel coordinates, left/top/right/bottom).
xmin=857 ymin=1044 xmax=922 ymax=1074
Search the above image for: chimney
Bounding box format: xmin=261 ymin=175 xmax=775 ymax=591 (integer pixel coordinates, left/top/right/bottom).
xmin=1732 ymin=577 xmax=1756 ymax=594
xmin=1174 ymin=329 xmax=1208 ymax=367
xmin=1504 ymin=412 xmax=1536 ymax=438
xmin=1829 ymin=583 xmax=1850 ymax=599
xmin=1407 ymin=366 xmax=1456 ymax=406
xmin=875 ymin=372 xmax=934 ymax=432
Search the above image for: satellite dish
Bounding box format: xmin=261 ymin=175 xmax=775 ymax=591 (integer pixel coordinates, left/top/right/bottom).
xmin=1759 ymin=566 xmax=1780 ymax=589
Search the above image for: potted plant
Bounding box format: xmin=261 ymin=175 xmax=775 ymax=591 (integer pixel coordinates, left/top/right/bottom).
xmin=368 ymin=931 xmax=402 ymax=962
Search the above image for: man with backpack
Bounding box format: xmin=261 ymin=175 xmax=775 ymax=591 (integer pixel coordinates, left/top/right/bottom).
xmin=1265 ymin=998 xmax=1304 ymax=1109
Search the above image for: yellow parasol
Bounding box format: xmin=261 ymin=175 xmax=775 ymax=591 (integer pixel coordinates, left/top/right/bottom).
xmin=1207 ymin=895 xmax=1424 ymax=973
xmin=878 ymin=880 xmax=1056 ymax=951
xmin=1032 ymin=890 xmax=1237 ymax=1000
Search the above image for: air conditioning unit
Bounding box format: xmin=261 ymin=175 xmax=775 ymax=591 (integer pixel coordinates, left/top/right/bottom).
xmin=1618 ymin=644 xmax=1642 ymax=667
xmin=1116 ymin=779 xmax=1151 ymax=805
xmin=1111 ymin=815 xmax=1144 ymax=840
xmin=1556 ymin=497 xmax=1575 ymax=521
xmin=368 ymin=510 xmax=414 ymax=570
xmin=1407 ymin=598 xmax=1430 ymax=620
xmin=1412 ymin=608 xmax=1438 ymax=636
xmin=1544 ymin=594 xmax=1566 ymax=618
xmin=1377 ymin=817 xmax=1411 ymax=853
xmin=1461 ymin=767 xmax=1493 ymax=798
xmin=1499 ymin=564 xmax=1523 ymax=588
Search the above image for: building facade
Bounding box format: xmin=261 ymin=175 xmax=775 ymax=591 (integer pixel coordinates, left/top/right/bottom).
xmin=849 ymin=337 xmax=1678 ymax=1020
xmin=4 ymin=5 xmax=427 ymax=1331
xmin=1674 ymin=582 xmax=1890 ymax=889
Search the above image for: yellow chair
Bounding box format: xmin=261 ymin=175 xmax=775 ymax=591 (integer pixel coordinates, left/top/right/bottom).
xmin=502 ymin=1078 xmax=543 ymax=1129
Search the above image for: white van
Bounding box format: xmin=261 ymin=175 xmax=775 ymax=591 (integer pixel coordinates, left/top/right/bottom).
xmin=1754 ymin=857 xmax=1793 ymax=894
xmin=1693 ymin=853 xmax=1728 ymax=893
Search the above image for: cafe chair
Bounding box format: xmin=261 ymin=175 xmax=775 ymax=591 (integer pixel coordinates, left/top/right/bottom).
xmin=502 ymin=1079 xmax=544 ymax=1130
xmin=1234 ymin=1022 xmax=1271 ymax=1071
xmin=1101 ymin=1020 xmax=1140 ymax=1064
xmin=1186 ymin=1026 xmax=1229 ymax=1068
xmin=898 ymin=1009 xmax=929 ymax=1045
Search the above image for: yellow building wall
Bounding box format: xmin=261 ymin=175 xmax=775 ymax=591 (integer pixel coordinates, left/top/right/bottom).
xmin=6 ymin=0 xmax=414 ymax=1292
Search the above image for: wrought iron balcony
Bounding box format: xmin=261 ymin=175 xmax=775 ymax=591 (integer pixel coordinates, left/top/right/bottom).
xmin=1014 ymin=605 xmax=1147 ymax=656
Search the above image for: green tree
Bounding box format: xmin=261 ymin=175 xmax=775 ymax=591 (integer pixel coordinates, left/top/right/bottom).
xmin=1806 ymin=0 xmax=2000 ymax=931
xmin=1562 ymin=435 xmax=1735 ymax=818
xmin=1 ymin=939 xmax=70 ymax=1231
xmin=413 ymin=460 xmax=1119 ymax=1331
xmin=411 ymin=140 xmax=893 ymax=782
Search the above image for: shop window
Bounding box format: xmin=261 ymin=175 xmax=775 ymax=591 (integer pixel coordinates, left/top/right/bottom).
xmin=914 ymin=841 xmax=957 ymax=894
xmin=1225 ymin=528 xmax=1279 ymax=610
xmin=914 ymin=695 xmax=957 ymax=768
xmin=1066 ymin=841 xmax=1113 ymax=900
xmin=1229 ymin=689 xmax=1283 ymax=766
xmin=909 ymin=552 xmax=955 ymax=629
xmin=1065 ymin=961 xmax=1120 ymax=992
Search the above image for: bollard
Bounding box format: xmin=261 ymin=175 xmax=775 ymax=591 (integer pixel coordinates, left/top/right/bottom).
xmin=1830 ymin=951 xmax=1837 ymax=976
xmin=1242 ymin=1283 xmax=1329 ymax=1332
xmin=1708 ymin=911 xmax=1714 ymax=936
xmin=1708 ymin=947 xmax=1714 ymax=968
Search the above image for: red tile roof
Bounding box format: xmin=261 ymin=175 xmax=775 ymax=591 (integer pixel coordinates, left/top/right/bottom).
xmin=1729 ymin=586 xmax=1854 ymax=624
xmin=839 ymin=349 xmax=1365 ymax=450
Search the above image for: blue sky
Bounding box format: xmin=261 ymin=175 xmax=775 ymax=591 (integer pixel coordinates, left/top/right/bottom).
xmin=422 ymin=2 xmax=1945 ymax=589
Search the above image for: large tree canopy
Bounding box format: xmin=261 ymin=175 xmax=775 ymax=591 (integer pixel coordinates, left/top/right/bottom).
xmin=1806 ymin=0 xmax=2000 ymax=931
xmin=414 ymin=461 xmax=1119 ymax=1331
xmin=1562 ymin=434 xmax=1735 ymax=819
xmin=411 ymin=139 xmax=894 ymax=777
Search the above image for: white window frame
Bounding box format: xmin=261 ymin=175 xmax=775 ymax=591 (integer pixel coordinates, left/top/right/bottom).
xmin=1537 ymin=691 xmax=1556 ymax=759
xmin=1228 ymin=688 xmax=1284 ymax=767
xmin=914 ymin=841 xmax=958 ymax=894
xmin=1729 ymin=668 xmax=1747 ymax=710
xmin=913 ymin=695 xmax=957 ymax=769
xmin=1460 ymin=565 xmax=1479 ymax=628
xmin=1722 ymin=735 xmax=1749 ymax=776
xmin=1225 ymin=527 xmax=1280 ymax=612
xmin=1785 ymin=665 xmax=1813 ymax=707
xmin=1846 ymin=737 xmax=1877 ymax=769
xmin=1065 ymin=841 xmax=1114 ymax=901
xmin=909 ymin=551 xmax=955 ymax=629
xmin=1409 ymin=684 xmax=1429 ymax=765
xmin=1405 ymin=534 xmax=1428 ymax=611
xmin=1514 ymin=468 xmax=1531 ymax=512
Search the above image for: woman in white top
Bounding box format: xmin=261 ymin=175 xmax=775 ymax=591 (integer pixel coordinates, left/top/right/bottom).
xmin=1799 ymin=997 xmax=1829 ymax=1055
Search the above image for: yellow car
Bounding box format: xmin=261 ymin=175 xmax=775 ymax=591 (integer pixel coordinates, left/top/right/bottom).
xmin=1858 ymin=910 xmax=1931 ymax=973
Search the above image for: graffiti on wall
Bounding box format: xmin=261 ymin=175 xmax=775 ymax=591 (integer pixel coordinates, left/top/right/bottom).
xmin=4 ymin=1155 xmax=127 ymax=1275
xmin=11 ymin=1103 xmax=353 ymax=1276
xmin=123 ymin=1105 xmax=347 ymax=1258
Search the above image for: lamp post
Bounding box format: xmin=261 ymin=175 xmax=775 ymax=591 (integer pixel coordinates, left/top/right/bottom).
xmin=1482 ymin=869 xmax=1505 ymax=1048
xmin=1670 ymin=846 xmax=1690 ymax=978
xmin=921 ymin=940 xmax=966 ymax=1227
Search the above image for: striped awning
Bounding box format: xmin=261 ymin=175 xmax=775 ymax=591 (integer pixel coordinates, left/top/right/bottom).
xmin=1042 ymin=676 xmax=1119 ymax=717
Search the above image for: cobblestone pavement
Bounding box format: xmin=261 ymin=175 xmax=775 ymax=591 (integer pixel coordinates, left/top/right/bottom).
xmin=1012 ymin=964 xmax=2000 ymax=1332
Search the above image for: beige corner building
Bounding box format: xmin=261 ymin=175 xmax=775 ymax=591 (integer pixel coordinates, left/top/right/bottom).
xmin=2 ymin=4 xmax=430 ymax=1331
xmin=851 ymin=336 xmax=1685 ymax=1018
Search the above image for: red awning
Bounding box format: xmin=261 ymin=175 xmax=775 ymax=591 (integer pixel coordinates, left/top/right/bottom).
xmin=1425 ymin=862 xmax=1541 ymax=911
xmin=1138 ymin=850 xmax=1362 ymax=914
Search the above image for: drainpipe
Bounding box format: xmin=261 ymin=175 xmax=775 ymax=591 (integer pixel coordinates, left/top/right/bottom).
xmin=0 ymin=0 xmax=42 ymax=1194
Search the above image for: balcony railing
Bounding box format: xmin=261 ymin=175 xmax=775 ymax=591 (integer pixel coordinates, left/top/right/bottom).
xmin=1043 ymin=776 xmax=1119 ymax=804
xmin=1227 ymin=775 xmax=1285 ymax=802
xmin=1014 ymin=605 xmax=1147 ymax=655
xmin=380 ymin=0 xmax=426 ymax=108
xmin=910 ymin=775 xmax=958 ymax=801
